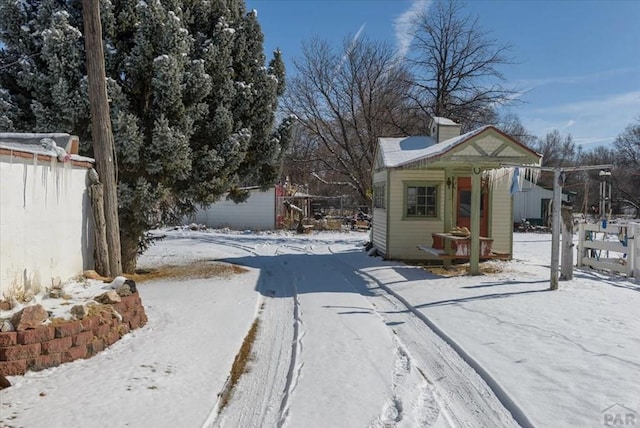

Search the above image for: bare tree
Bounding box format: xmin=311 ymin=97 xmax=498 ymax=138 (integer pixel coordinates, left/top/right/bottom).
xmin=614 ymin=117 xmax=640 ymax=169
xmin=496 ymin=112 xmax=537 ymax=147
xmin=612 ymin=117 xmax=640 ymax=216
xmin=535 ymin=129 xmax=577 ymax=168
xmin=283 ymin=36 xmax=422 ymax=204
xmin=407 ymin=0 xmax=518 ymax=130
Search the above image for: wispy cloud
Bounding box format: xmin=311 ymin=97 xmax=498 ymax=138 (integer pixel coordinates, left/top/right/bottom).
xmin=394 ymin=0 xmax=431 ymax=60
xmin=529 ymin=91 xmax=640 ymax=116
xmin=522 ymin=90 xmax=640 ymax=146
xmin=514 ymin=66 xmax=640 ymax=89
xmin=333 ymin=23 xmax=366 ymax=77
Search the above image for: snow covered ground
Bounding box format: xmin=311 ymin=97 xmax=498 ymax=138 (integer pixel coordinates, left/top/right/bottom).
xmin=1 ymin=229 xmax=638 ymax=428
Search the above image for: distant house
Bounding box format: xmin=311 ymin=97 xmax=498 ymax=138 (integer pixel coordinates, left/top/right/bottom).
xmin=371 ymin=118 xmax=541 ymax=265
xmin=0 ymin=133 xmax=95 ymax=299
xmin=512 ymin=179 xmax=571 ymax=226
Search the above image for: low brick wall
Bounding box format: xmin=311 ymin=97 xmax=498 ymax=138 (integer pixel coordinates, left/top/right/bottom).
xmin=0 ymin=293 xmax=147 ymax=376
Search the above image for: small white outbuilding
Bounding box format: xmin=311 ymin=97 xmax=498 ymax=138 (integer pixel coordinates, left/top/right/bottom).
xmin=188 ymin=186 xmax=277 ymax=230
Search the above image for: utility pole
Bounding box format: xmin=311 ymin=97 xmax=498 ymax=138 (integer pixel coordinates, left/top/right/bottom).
xmin=82 ymin=0 xmax=122 ymax=276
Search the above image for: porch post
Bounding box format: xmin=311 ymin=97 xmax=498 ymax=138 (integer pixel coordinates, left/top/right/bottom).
xmin=443 ymin=170 xmax=453 ymax=268
xmin=470 ymin=166 xmax=481 ymax=274
xmin=443 ymin=169 xmax=453 ymax=233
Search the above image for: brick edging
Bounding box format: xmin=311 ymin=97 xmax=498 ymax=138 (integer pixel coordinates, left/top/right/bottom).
xmin=0 ymin=293 xmax=147 ymax=376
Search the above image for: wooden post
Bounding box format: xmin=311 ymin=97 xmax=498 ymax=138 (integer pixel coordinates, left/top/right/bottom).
xmin=632 ymin=223 xmax=639 ymax=278
xmin=88 ymin=182 xmax=109 ymax=276
xmin=550 ymin=169 xmax=562 ymax=289
xmin=443 ymin=171 xmax=453 ymax=268
xmin=560 ymin=205 xmax=574 ymax=280
xmin=469 ymin=167 xmax=481 ymax=275
xmin=83 ymin=0 xmax=122 ymax=276
xmin=576 ymin=222 xmax=585 ymax=268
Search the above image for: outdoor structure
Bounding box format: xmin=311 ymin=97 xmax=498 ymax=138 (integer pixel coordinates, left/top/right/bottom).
xmin=187 ymin=184 xmax=318 ymax=231
xmin=513 ymin=179 xmax=571 ymax=226
xmin=189 ymin=186 xmax=278 ymax=230
xmin=371 ymin=117 xmax=542 ymax=271
xmin=0 ymin=133 xmax=95 ymax=299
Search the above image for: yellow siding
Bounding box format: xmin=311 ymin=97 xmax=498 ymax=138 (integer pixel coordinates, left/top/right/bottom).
xmin=490 ymin=174 xmax=513 ymax=255
xmin=387 ymin=169 xmax=445 ymax=260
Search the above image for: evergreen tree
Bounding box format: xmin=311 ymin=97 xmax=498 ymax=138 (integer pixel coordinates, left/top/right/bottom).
xmin=0 ymin=0 xmax=87 ymax=133
xmin=0 ymin=0 xmax=290 ymax=271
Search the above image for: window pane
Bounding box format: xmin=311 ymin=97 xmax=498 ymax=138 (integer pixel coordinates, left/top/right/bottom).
xmin=407 ymin=185 xmax=437 ymax=217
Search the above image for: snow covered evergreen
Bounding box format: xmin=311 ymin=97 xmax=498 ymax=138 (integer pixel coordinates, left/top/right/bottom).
xmin=0 ymin=0 xmax=291 ymax=271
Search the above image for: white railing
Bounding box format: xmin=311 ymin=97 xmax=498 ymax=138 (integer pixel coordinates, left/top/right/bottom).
xmin=577 ymin=221 xmax=638 ymax=277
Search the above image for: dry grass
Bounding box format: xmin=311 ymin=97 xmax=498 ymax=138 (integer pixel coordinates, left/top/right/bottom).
xmin=129 ymin=261 xmax=248 ymax=283
xmin=86 ymin=303 xmax=112 ymax=318
xmin=83 ymin=261 xmax=247 ymax=285
xmin=217 ymin=318 xmax=260 ymax=412
xmin=424 ymin=262 xmax=504 ymax=277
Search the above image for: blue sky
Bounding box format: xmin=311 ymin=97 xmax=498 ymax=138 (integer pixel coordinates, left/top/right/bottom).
xmin=246 ymin=0 xmax=640 ymax=148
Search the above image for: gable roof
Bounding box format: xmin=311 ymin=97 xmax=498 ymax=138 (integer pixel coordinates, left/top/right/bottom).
xmin=377 ymin=125 xmax=493 ymax=168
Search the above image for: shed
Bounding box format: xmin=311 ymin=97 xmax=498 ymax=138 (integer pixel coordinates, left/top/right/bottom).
xmin=371 ymin=118 xmax=542 ymax=271
xmin=189 ymin=186 xmax=277 ymax=230
xmin=0 ymin=133 xmax=95 ymax=298
xmin=513 ymin=179 xmax=571 ymax=226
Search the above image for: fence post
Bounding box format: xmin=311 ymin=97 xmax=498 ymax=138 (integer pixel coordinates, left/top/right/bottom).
xmin=560 ymin=206 xmax=574 ymax=280
xmin=577 ymin=222 xmax=584 ymax=268
xmin=632 ymin=223 xmax=639 ymax=278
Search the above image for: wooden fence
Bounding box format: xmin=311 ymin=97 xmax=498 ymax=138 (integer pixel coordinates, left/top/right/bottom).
xmin=577 ymin=221 xmax=638 ymax=277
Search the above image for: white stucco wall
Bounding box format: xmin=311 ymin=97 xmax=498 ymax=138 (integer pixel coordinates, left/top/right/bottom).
xmin=0 ymin=155 xmax=94 ymax=298
xmin=190 ymin=188 xmax=276 ymax=230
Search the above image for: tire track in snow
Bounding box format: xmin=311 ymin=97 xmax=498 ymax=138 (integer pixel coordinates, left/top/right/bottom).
xmin=328 ymin=254 xmax=525 ymax=427
xmin=276 ymin=243 xmax=316 ymax=427
xmin=372 ymin=283 xmax=533 ymax=428
xmin=321 ymin=256 xmax=449 ymax=427
xmin=204 ymin=243 xmax=306 ymax=428
xmin=277 ymin=263 xmax=303 ymax=427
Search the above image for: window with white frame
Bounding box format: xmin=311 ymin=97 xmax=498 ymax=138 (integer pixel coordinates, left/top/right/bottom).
xmin=406 ymin=184 xmax=438 ymax=217
xmin=373 ymin=183 xmax=385 ymax=208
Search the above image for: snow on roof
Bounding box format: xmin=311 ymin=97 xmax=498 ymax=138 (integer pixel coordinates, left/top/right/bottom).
xmin=0 ymin=132 xmax=93 ymax=163
xmin=432 ymin=116 xmax=459 ymax=126
xmin=378 ymin=126 xmax=491 ymax=168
